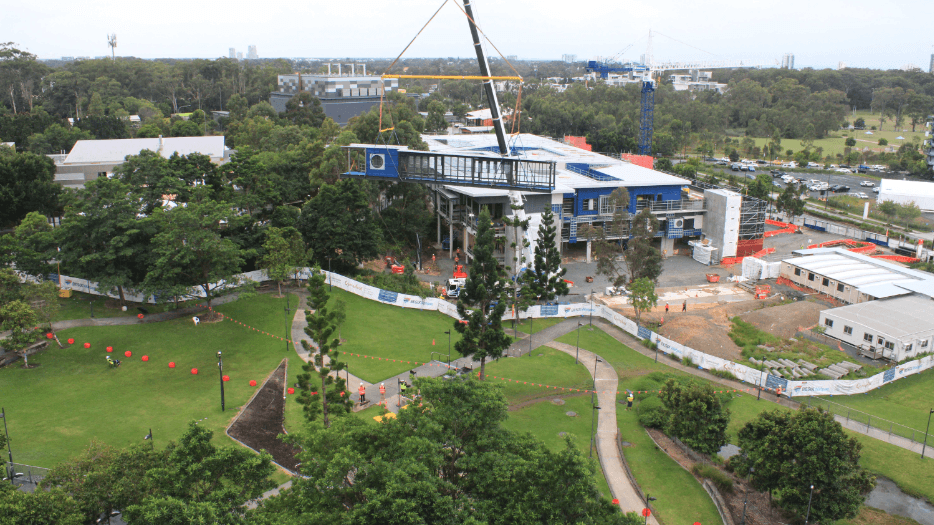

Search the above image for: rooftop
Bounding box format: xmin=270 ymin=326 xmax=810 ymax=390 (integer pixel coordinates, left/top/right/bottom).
xmin=823 ymin=294 xmax=934 ymax=340
xmin=63 ymin=137 xmax=226 ymax=165
xmin=785 ymin=248 xmax=934 ymax=299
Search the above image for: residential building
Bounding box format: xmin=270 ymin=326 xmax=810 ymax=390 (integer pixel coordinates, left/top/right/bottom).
xmin=247 ymin=45 xmax=258 ymax=59
xmin=562 ymin=54 xmax=577 ymax=63
xmin=818 ymin=294 xmax=934 ymax=362
xmin=229 ymin=48 xmax=236 ymax=59
xmin=781 ymin=53 xmax=795 ymax=69
xmin=930 ymin=54 xmax=934 ymax=74
xmin=269 ymin=70 xmax=400 ymax=126
xmin=53 ymin=136 xmax=228 ymax=189
xmin=668 ymin=70 xmax=728 ymax=94
xmin=925 ymin=117 xmax=934 ymax=173
xmin=237 ymin=52 xmax=243 ymax=60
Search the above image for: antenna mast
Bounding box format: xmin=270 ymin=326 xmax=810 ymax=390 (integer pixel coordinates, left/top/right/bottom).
xmin=107 ymin=34 xmax=117 ymax=62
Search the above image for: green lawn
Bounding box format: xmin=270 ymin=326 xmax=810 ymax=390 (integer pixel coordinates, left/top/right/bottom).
xmin=617 ymin=407 xmax=723 ymax=525
xmin=555 ymin=326 xmax=689 ymax=384
xmin=483 ymin=345 xmax=594 ymax=402
xmin=512 ymin=316 xmax=566 ymax=334
xmin=0 ymin=293 xmax=300 ymax=468
xmin=326 ymin=289 xmax=466 ymax=383
xmin=53 ymin=290 xmax=200 ymax=322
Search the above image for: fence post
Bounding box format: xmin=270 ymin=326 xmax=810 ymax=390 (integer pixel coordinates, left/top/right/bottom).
xmin=847 ymin=410 xmax=850 ymax=424
xmin=867 ymin=415 xmax=871 ymax=432
xmin=889 ymin=424 xmax=893 ymax=441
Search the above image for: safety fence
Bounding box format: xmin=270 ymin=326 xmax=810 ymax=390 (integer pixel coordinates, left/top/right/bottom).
xmin=803 ymin=397 xmax=932 ymax=448
xmin=4 ymin=462 xmax=50 ymax=485
xmin=38 ymin=267 xmax=934 ymax=398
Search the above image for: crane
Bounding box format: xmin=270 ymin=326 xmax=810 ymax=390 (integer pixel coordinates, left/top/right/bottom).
xmin=587 ymin=30 xmax=780 ymax=156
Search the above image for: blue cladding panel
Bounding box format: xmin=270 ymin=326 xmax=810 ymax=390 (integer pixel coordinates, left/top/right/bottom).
xmin=365 ymin=147 xmax=400 ymax=178
xmin=540 ymin=304 xmax=559 ymax=316
xmin=765 ymin=375 xmax=788 ymax=391
xmin=637 ymin=326 xmax=653 ymax=340
xmin=883 ymin=368 xmax=896 ymax=383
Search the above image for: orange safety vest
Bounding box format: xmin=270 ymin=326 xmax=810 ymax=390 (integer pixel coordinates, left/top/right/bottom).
xmin=379 ymin=384 xmax=386 ymax=395
xmin=359 ymin=385 xmax=366 ymax=396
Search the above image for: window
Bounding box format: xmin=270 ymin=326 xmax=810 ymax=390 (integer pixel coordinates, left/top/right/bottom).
xmin=905 ymin=343 xmax=913 ymax=352
xmin=794 ymin=268 xmax=801 ymax=276
xmin=599 ymin=195 xmax=613 ymax=215
xmin=837 ymin=283 xmax=845 ymax=292
xmin=844 ymin=326 xmax=853 ymax=335
xmin=922 ymin=339 xmax=929 ymax=348
xmin=864 ymin=333 xmax=873 ymax=342
xmin=822 ymin=277 xmax=830 ymax=286
xmin=885 ymin=341 xmax=894 ymax=350
xmin=824 ymin=318 xmax=833 ymax=328
xmin=808 ymin=273 xmax=815 ymax=282
xmin=97 ymin=171 xmax=107 ymax=178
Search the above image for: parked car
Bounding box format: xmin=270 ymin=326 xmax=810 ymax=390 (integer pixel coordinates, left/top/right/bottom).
xmin=830 ymin=185 xmax=850 ymax=192
xmin=857 ymin=165 xmax=870 ymax=173
xmin=716 ymin=160 xmax=728 ymax=165
xmin=740 ymin=164 xmax=749 ymax=171
xmin=854 ymin=192 xmax=869 ymax=199
xmin=860 ymin=181 xmax=875 ymax=187
xmin=807 ymin=162 xmax=821 ymax=169
xmin=772 ymin=181 xmax=783 ymax=187
xmin=808 ymin=179 xmax=821 ymax=185
xmin=747 ymin=165 xmax=756 ymax=172
xmin=782 ymin=161 xmax=797 ymax=168
xmin=872 ymin=187 xmax=880 ymax=193
xmin=835 ymin=168 xmax=853 ymax=173
xmin=731 ymin=163 xmax=741 ymax=171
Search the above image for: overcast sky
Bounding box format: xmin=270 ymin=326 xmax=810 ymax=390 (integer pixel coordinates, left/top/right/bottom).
xmin=5 ymin=0 xmax=931 ymax=70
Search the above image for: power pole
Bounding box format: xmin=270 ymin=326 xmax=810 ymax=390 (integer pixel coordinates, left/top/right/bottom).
xmin=107 ymin=34 xmax=117 ymax=62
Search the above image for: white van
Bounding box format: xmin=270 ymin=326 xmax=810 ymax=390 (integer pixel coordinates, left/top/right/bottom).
xmin=807 ymin=162 xmax=821 ymax=169
xmin=781 ymin=161 xmax=797 ymax=168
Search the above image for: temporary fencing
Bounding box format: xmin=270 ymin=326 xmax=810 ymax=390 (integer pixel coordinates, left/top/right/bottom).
xmin=804 ymin=396 xmax=932 ymax=448
xmin=41 ymin=268 xmax=934 ymax=398
xmin=763 ymin=219 xmax=798 ymax=238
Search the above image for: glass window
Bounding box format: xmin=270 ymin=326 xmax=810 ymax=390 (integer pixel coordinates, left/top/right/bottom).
xmin=824 ymin=318 xmax=833 ymax=328
xmin=837 ymin=283 xmax=844 ymax=292
xmin=844 ymin=326 xmax=853 ymax=335
xmin=808 ymin=273 xmax=815 ymax=281
xmin=863 ymin=333 xmax=873 ymax=342
xmin=822 ymin=277 xmax=830 ymax=286
xmin=921 ymin=339 xmax=929 ymax=348
xmin=905 ymin=343 xmax=913 ymax=352
xmin=885 ymin=341 xmax=894 ymax=350
xmin=794 ymin=268 xmax=801 ymax=276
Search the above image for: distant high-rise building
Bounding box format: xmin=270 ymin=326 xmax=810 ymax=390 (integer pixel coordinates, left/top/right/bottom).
xmin=506 ymin=55 xmax=517 ymax=62
xmin=929 ymin=54 xmax=933 ymax=74
xmin=229 ymin=48 xmax=236 ymax=59
xmin=237 ymin=52 xmax=243 ymax=60
xmin=781 ymin=53 xmax=795 ymax=69
xmin=561 ymin=54 xmax=577 ymax=63
xmin=247 ymin=45 xmax=258 ymax=59
xmin=837 ymin=61 xmax=846 ymax=70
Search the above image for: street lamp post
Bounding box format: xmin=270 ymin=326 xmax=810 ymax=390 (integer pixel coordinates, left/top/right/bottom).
xmin=144 ymin=429 xmax=153 ymax=450
xmin=741 ymin=466 xmax=754 ymax=525
xmin=328 ymin=257 xmax=332 ymax=291
xmin=922 ymin=408 xmax=934 ymax=459
xmin=575 ymin=322 xmax=582 ymax=364
xmin=805 ymin=484 xmax=815 ymax=524
xmin=589 ymin=288 xmax=594 ymax=328
xmin=217 ymin=352 xmax=225 ymax=411
xmin=644 ymin=495 xmax=657 ymax=525
xmin=1 ymin=409 xmax=13 ymax=485
xmin=444 ymin=330 xmax=451 ymax=367
xmin=591 ymin=357 xmax=602 ymax=405
xmin=757 ymin=369 xmax=766 ymax=401
xmin=589 ymin=404 xmax=601 ymax=458
xmin=284 ymin=288 xmax=291 ymax=353
xmin=90 ymin=300 xmax=94 ymax=318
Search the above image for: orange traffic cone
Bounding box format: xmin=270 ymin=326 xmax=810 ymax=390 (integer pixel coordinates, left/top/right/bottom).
xmin=432 ymin=339 xmax=436 ymax=345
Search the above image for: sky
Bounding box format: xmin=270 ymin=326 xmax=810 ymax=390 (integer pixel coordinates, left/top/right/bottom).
xmin=4 ymin=0 xmax=932 ymax=71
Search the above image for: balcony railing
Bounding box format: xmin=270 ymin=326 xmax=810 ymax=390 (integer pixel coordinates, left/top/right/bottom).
xmin=635 ymin=199 xmax=705 ymax=213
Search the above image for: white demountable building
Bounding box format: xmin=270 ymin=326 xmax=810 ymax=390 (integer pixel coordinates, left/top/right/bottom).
xmin=877 ymin=179 xmax=934 ymax=211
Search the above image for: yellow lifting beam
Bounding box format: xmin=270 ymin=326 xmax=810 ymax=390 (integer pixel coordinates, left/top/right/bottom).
xmin=382 ymin=74 xmax=522 ymax=81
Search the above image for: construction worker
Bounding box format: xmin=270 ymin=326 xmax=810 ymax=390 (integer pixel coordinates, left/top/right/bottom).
xmin=358 ymin=384 xmax=366 ymax=404
xmin=626 ymin=392 xmax=634 ymax=411
xmin=400 ymin=379 xmax=408 ymax=397
xmin=379 ymin=382 xmax=386 ymax=404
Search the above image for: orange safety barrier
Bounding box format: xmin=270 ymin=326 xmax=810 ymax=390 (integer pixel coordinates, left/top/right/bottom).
xmin=872 ymin=254 xmax=920 ymax=263
xmin=807 ymin=239 xmax=877 ymax=254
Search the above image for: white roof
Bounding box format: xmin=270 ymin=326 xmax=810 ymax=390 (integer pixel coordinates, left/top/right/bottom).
xmin=785 ymin=248 xmax=934 ymax=299
xmin=63 ymin=137 xmax=226 ymax=165
xmin=879 ymin=179 xmax=934 ymax=198
xmin=591 ymin=164 xmax=690 ymax=188
xmin=823 ymin=294 xmax=934 ymax=340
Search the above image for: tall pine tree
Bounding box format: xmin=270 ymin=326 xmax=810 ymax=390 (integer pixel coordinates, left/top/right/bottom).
xmin=525 ymin=206 xmax=569 ymax=304
xmin=454 ymin=209 xmax=512 ymax=380
xmin=296 ymin=268 xmax=351 ymax=427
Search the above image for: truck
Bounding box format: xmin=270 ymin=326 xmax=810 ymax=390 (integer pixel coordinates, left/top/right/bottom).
xmin=445 ymin=265 xmax=468 ymax=298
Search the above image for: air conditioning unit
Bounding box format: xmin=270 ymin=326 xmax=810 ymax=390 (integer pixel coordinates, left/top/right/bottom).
xmin=672 ymin=218 xmax=684 ymax=228
xmin=369 ymin=153 xmax=385 ymax=170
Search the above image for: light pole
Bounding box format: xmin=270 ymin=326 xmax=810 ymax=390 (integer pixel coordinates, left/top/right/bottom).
xmin=575 ymin=322 xmax=582 ymax=364
xmin=805 ymin=484 xmax=814 ymax=524
xmin=644 ymin=494 xmax=657 ymax=525
xmin=757 ymin=369 xmax=766 ymax=401
xmin=444 ymin=330 xmax=451 ymax=367
xmin=589 ymin=288 xmax=594 ymax=328
xmin=529 ymin=314 xmax=533 ymax=357
xmin=284 ymin=288 xmax=291 ymax=353
xmin=1 ymin=409 xmax=13 ymax=485
xmin=591 ymin=357 xmax=602 ymax=405
xmin=589 ymin=404 xmax=601 ymax=458
xmin=741 ymin=466 xmax=754 ymax=525
xmin=217 ymin=351 xmax=225 ymax=411
xmin=328 ymin=257 xmax=332 ymax=291
xmin=144 ymin=429 xmax=153 ymax=450
xmin=922 ymin=408 xmax=934 ymax=459
xmin=90 ymin=300 xmax=94 ymax=318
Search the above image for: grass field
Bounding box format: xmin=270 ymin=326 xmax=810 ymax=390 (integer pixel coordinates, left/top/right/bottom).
xmin=325 ymin=289 xmax=465 ymax=383
xmin=53 ymin=290 xmax=201 ymax=321
xmin=0 ymin=293 xmax=300 ymax=468
xmin=512 ymin=316 xmax=566 ymax=334
xmin=484 ymin=345 xmax=594 ymax=401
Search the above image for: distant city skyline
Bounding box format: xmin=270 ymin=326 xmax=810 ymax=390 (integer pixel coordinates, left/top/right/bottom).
xmin=7 ymin=0 xmax=931 ymax=71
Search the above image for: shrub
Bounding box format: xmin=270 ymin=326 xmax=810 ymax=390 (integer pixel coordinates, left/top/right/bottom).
xmin=708 ymin=368 xmax=736 ymax=380
xmin=635 ymin=395 xmax=668 ymax=429
xmin=681 ymin=356 xmax=695 ymax=367
xmin=640 ymin=339 xmax=657 ymax=350
xmin=691 ymin=463 xmax=734 ymax=493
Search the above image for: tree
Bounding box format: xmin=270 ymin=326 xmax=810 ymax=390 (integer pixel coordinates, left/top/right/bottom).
xmin=844 ymin=137 xmax=856 ymax=147
xmin=297 ymin=179 xmax=380 ymax=274
xmin=296 ymin=268 xmax=350 ymax=427
xmin=747 ymin=173 xmax=773 ymax=201
xmin=282 ymin=91 xmax=325 ymax=127
xmin=628 ymin=277 xmax=657 ymax=325
xmin=57 ymin=178 xmax=152 ymax=304
xmin=525 ymin=206 xmax=569 ymax=304
xmin=659 ymin=378 xmax=730 ymax=455
xmin=592 ymin=188 xmax=631 ymax=288
xmin=22 ymin=280 xmax=60 ymax=331
xmin=878 ymin=200 xmax=898 ymax=224
xmin=259 ymin=226 xmax=305 ymax=297
xmin=424 ymin=100 xmax=448 ymax=133
xmin=145 ymin=200 xmax=245 ymax=310
xmin=897 ymin=201 xmax=921 ymax=229
xmin=655 ymin=158 xmax=673 ymax=172
xmin=0 ymin=482 xmax=83 ymax=525
xmin=0 ymin=147 xmax=62 ymax=228
xmin=878 ymin=138 xmax=888 ymax=146
xmin=170 ymin=119 xmax=203 ymax=137
xmin=854 ymin=117 xmax=865 ymax=129
xmin=254 ymin=377 xmax=640 ymax=525
xmin=733 ymin=408 xmax=874 ymax=522
xmin=454 ymin=209 xmax=512 ymax=380
xmin=0 ymin=300 xmax=38 ymax=364
xmin=25 ymin=123 xmax=94 ymax=155
xmin=775 ymin=184 xmax=805 ymax=222
xmin=10 ymin=211 xmax=56 ymax=278
xmin=626 ymin=208 xmax=663 ymax=283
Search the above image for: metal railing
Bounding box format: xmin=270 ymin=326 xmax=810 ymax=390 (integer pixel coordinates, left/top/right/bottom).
xmin=635 ymin=199 xmax=706 ymax=213
xmin=804 ymin=397 xmax=932 ymax=447
xmin=5 ymin=462 xmax=50 ymax=485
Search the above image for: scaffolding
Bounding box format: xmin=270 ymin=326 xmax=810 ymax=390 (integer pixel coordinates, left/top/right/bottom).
xmin=739 ymin=197 xmax=767 ymax=240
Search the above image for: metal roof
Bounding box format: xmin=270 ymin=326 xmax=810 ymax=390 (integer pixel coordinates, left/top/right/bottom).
xmin=63 ymin=137 xmax=226 ymax=165
xmin=784 ymin=248 xmax=934 ymax=299
xmin=823 ymin=294 xmax=934 ymax=340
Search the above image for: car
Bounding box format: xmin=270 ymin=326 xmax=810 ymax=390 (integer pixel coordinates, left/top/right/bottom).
xmin=716 ymin=160 xmax=728 ymax=165
xmin=857 ymin=165 xmax=870 ymax=173
xmin=747 ymin=165 xmax=756 ymax=172
xmin=807 ymin=162 xmax=821 ymax=169
xmin=830 ymin=185 xmax=850 ymax=192
xmin=772 ymin=181 xmax=782 ymax=187
xmin=782 ymin=161 xmax=797 ymax=168
xmin=872 ymin=187 xmax=880 ymax=193
xmin=835 ymin=168 xmax=852 ymax=173
xmin=808 ymin=185 xmax=822 ymax=191
xmin=854 ymin=192 xmax=869 ymax=199
xmin=770 ymin=169 xmax=781 ymax=175
xmin=756 ymin=160 xmax=768 ymax=165
xmin=860 ymin=181 xmax=875 ymax=187
xmin=808 ymin=179 xmax=821 ymax=185
xmin=740 ymin=164 xmax=749 ymax=171
xmin=731 ymin=163 xmax=741 ymax=171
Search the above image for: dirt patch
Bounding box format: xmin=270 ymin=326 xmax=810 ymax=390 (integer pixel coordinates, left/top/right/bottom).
xmin=646 ymin=428 xmax=787 ymax=525
xmin=739 ymin=300 xmax=829 ymax=339
xmin=849 ymin=506 xmax=923 ymax=525
xmin=508 ymin=392 xmax=587 ymax=411
xmin=227 ymin=360 xmax=300 ymax=473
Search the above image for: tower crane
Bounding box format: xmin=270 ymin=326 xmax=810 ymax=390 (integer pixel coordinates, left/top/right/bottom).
xmin=587 ymin=30 xmax=779 ymax=156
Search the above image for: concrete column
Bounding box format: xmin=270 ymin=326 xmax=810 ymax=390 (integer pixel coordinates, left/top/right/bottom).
xmin=464 ymin=224 xmax=469 ymax=264
xmin=586 ymin=240 xmax=592 ymax=263
xmin=660 ymin=237 xmax=675 ymax=258
xmin=449 ymin=222 xmax=453 ymax=259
